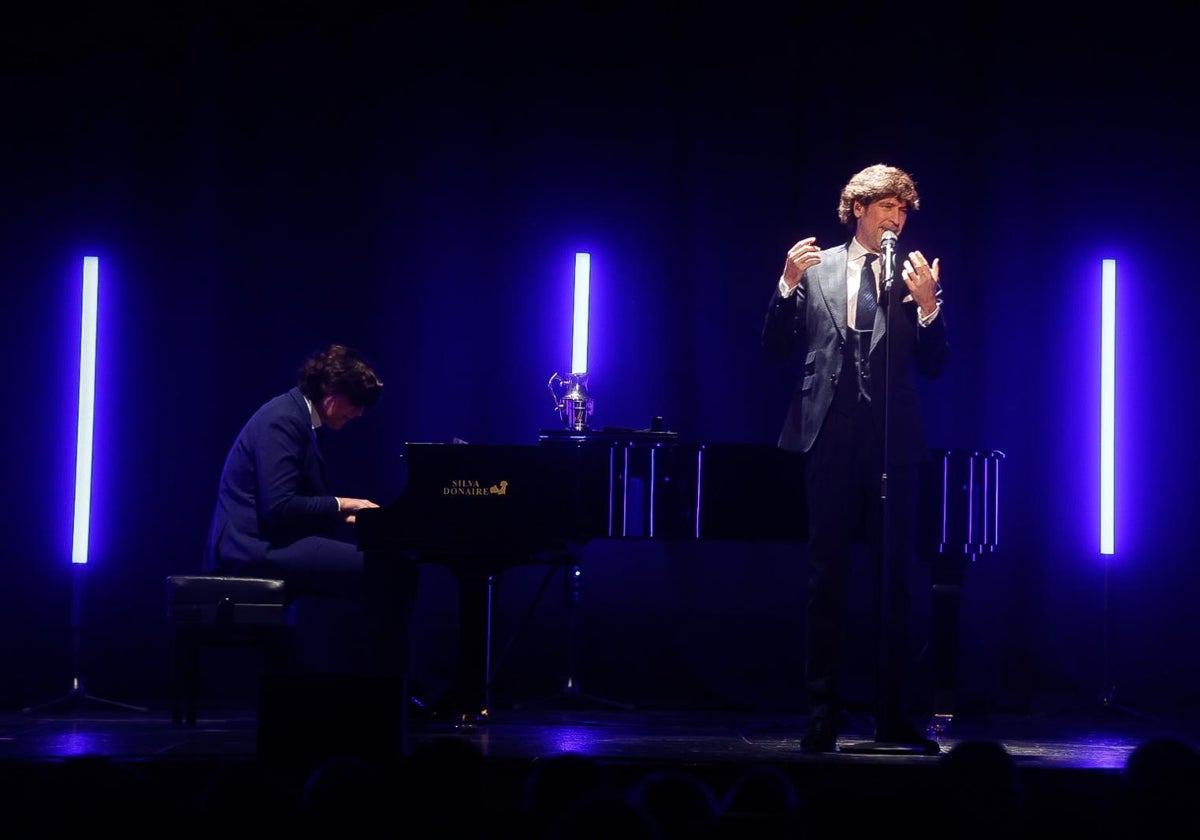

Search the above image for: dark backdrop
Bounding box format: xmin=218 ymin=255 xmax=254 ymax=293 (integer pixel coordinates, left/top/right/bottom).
xmin=2 ymin=3 xmax=1194 ymax=717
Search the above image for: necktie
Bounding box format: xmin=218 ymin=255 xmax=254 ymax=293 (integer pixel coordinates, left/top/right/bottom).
xmin=855 ymin=254 xmax=878 ymax=332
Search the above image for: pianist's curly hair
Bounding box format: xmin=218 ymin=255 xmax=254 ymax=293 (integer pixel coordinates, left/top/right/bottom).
xmin=296 ymin=343 xmax=384 ymax=409
xmin=837 ymin=164 xmax=920 ymax=226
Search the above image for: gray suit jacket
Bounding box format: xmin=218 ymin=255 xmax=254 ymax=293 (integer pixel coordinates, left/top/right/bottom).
xmin=761 ymin=240 xmax=947 ymax=466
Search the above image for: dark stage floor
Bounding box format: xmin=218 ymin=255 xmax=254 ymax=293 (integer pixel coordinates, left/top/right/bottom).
xmin=1 ymin=699 xmax=1175 ymax=767
xmin=2 ymin=697 xmax=1198 ymax=837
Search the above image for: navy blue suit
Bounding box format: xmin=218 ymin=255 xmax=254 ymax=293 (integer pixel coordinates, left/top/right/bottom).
xmin=204 ymin=387 xmax=362 ymax=591
xmin=763 ymin=239 xmax=947 ymax=730
xmin=204 ymin=385 xmax=417 ymax=674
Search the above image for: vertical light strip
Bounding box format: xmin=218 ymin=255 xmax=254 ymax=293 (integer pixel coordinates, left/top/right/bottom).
xmin=571 ymin=252 xmax=590 ymax=374
xmin=73 ymin=256 xmax=99 ymax=564
xmin=1099 ymin=258 xmax=1116 ymax=555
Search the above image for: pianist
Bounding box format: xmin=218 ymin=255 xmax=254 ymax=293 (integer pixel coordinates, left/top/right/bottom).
xmin=203 ymin=342 xmax=418 ymax=676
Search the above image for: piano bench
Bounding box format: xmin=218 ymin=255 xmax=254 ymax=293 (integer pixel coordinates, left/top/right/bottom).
xmin=165 ymin=575 xmax=295 ymax=726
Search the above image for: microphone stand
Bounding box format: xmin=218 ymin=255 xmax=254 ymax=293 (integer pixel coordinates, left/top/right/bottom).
xmin=840 ymin=237 xmax=934 ymax=755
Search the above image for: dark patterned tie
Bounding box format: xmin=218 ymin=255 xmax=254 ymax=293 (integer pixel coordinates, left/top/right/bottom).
xmin=856 ymin=253 xmax=878 ymax=332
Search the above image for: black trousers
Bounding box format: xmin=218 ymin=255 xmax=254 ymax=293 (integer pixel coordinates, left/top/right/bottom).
xmin=245 ymin=535 xmax=420 ymax=678
xmin=802 ymin=398 xmax=919 ymax=727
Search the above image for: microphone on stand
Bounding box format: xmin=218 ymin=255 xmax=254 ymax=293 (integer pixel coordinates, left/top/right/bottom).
xmin=880 ymin=230 xmax=898 ymax=300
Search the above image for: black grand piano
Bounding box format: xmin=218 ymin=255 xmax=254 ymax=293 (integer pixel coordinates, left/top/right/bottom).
xmin=356 ymin=431 xmax=1001 ymax=726
xmin=356 ymin=430 xmax=806 ymax=720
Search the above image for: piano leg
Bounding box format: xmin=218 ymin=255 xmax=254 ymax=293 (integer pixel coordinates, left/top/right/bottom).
xmin=454 ymin=570 xmax=494 ymax=725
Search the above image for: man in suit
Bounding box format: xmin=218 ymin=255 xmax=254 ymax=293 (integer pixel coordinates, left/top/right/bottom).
xmin=204 ymin=342 xmax=418 ymax=676
xmin=761 ymin=164 xmax=948 ymax=753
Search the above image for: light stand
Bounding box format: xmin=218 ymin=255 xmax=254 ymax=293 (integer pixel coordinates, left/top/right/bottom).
xmin=518 ymin=250 xmax=630 ymax=710
xmin=22 ymin=564 xmax=148 ymax=715
xmin=511 ymin=561 xmax=634 ymax=711
xmin=1093 ymin=258 xmax=1146 ymax=719
xmin=22 ymin=256 xmax=145 ymax=716
xmin=1098 ymin=560 xmax=1150 ymax=719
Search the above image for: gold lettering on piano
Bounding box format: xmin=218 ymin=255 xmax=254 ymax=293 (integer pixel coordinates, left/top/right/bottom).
xmin=441 ymin=479 xmax=508 ymax=496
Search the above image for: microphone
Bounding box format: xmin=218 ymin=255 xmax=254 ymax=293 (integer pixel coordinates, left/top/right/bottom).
xmin=879 ymin=230 xmax=897 ymax=297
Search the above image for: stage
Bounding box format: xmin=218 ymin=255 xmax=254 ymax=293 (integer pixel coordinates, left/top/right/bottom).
xmin=2 ymin=700 xmax=1195 ymax=837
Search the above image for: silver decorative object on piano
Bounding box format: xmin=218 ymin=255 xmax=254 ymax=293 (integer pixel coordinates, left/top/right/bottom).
xmin=548 ymin=372 xmax=594 ymax=431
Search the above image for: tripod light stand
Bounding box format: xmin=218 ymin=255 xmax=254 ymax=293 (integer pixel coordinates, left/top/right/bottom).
xmin=22 ymin=564 xmax=148 ymax=714
xmin=510 ymin=560 xmax=634 ymax=711
xmin=1098 ymin=561 xmax=1147 ymax=718
xmin=23 ymin=256 xmax=146 ymax=715
xmin=1094 ymin=258 xmax=1147 ymax=720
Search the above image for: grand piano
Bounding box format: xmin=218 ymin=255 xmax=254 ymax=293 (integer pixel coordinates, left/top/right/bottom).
xmin=355 ymin=430 xmax=806 ymax=720
xmin=356 ymin=430 xmax=1001 ymax=727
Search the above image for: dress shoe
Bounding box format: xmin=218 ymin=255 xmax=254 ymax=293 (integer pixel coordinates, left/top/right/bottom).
xmin=800 ymin=716 xmax=838 ymax=753
xmin=873 ymin=718 xmax=941 ymax=755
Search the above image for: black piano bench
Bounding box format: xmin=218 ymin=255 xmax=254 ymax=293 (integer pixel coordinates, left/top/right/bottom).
xmin=165 ymin=575 xmax=295 ymax=726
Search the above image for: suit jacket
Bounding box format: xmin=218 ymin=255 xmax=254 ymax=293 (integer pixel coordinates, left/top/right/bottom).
xmin=203 ymin=386 xmax=342 ymax=572
xmin=762 ymin=240 xmax=948 ymax=466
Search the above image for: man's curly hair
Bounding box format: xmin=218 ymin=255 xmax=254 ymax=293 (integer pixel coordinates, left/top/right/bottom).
xmin=837 ymin=164 xmax=920 ymax=225
xmin=297 ymin=343 xmax=383 ymax=409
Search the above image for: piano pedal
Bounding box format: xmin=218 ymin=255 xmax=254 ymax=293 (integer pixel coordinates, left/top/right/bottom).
xmin=927 ymin=713 xmax=953 ymax=739
xmin=456 ymin=708 xmax=489 ymax=730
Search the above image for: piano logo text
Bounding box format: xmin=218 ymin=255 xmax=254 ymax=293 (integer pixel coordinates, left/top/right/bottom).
xmin=443 ymin=479 xmax=509 ymax=496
